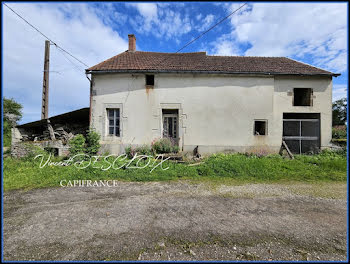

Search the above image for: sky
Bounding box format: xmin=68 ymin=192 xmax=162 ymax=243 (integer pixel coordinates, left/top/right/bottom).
xmin=2 ymin=2 xmax=348 ymax=124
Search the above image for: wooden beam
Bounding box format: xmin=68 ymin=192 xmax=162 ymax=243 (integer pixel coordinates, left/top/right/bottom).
xmin=282 ymin=140 xmax=294 ymax=159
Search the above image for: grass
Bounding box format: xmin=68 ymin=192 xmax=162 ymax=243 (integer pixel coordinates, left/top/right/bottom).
xmin=3 ymin=150 xmax=347 ymax=192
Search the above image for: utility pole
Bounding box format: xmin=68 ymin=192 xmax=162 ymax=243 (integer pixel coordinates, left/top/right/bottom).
xmin=41 ymin=40 xmax=50 ymax=119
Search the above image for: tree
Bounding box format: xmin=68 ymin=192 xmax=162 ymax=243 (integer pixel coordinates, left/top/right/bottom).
xmin=3 ymin=97 xmax=23 ymax=147
xmin=332 ymin=98 xmax=347 ymax=126
xmin=4 ymin=97 xmax=23 ymax=124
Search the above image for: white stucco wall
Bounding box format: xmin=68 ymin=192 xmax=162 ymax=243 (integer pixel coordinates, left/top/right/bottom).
xmin=90 ymin=73 xmax=333 ymax=154
xmin=273 ymin=75 xmax=332 ymax=149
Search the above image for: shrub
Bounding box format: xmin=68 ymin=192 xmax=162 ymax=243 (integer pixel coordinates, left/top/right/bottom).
xmin=20 ymin=143 xmax=48 ymax=160
xmin=125 ymin=145 xmax=152 ymax=158
xmin=152 ymin=138 xmax=177 ymax=154
xmin=172 ymin=145 xmax=180 ymax=153
xmin=69 ymin=134 xmax=86 ymax=156
xmin=86 ymin=130 xmax=101 ymax=155
xmin=125 ymin=146 xmax=135 ymax=159
xmin=332 ymin=125 xmax=347 ymax=139
xmin=135 ymin=145 xmax=152 ymax=156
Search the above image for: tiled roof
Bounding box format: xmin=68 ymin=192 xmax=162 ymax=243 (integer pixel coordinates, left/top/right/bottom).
xmin=86 ymin=51 xmax=339 ymax=76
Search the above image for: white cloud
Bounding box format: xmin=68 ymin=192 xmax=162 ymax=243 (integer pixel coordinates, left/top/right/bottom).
xmin=129 ymin=3 xmax=158 ymax=32
xmin=333 ymin=84 xmax=348 ymax=101
xmin=3 ymin=3 xmax=128 ymax=123
xmin=127 ymin=3 xmax=192 ymax=40
xmin=210 ymin=34 xmax=240 ymax=56
xmin=196 ymin=14 xmax=214 ymax=32
xmin=220 ymin=3 xmax=347 ymax=73
xmin=130 ymin=3 xmax=158 ymax=19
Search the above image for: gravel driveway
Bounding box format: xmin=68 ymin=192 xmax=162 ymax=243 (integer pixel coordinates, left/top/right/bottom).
xmin=3 ymin=181 xmax=347 ymax=261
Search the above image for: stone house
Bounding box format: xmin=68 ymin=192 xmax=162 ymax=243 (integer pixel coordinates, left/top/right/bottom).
xmin=85 ymin=34 xmax=340 ymax=155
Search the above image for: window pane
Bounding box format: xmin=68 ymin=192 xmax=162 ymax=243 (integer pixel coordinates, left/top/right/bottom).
xmin=301 ymin=121 xmax=319 ymax=137
xmin=108 ymin=109 xmax=114 ymax=118
xmin=115 ymin=126 xmax=120 ymax=137
xmin=109 ymin=119 xmax=114 ymax=126
xmin=109 ymin=127 xmax=114 ymax=135
xmin=283 ymin=121 xmax=300 ymax=136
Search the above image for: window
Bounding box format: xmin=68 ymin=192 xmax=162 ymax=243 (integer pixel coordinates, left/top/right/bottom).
xmin=293 ymin=88 xmax=313 ymax=106
xmin=146 ymin=75 xmax=154 ymax=86
xmin=107 ymin=109 xmax=120 ymax=136
xmin=254 ymin=120 xmax=267 ymax=135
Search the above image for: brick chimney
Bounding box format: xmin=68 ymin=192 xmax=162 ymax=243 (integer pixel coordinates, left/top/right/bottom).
xmin=128 ymin=34 xmax=136 ymax=52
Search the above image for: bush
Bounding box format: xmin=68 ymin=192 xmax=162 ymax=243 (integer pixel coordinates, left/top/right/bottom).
xmin=125 ymin=146 xmax=135 ymax=159
xmin=69 ymin=134 xmax=86 ymax=156
xmin=136 ymin=145 xmax=152 ymax=156
xmin=125 ymin=145 xmax=152 ymax=158
xmin=151 ymin=138 xmax=179 ymax=154
xmin=332 ymin=125 xmax=347 ymax=139
xmin=21 ymin=143 xmax=48 ymax=160
xmin=69 ymin=131 xmax=101 ymax=156
xmin=86 ymin=130 xmax=101 ymax=155
xmin=172 ymin=145 xmax=180 ymax=153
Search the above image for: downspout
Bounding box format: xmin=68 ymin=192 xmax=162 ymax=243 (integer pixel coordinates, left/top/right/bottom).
xmin=85 ymin=73 xmax=92 ymax=127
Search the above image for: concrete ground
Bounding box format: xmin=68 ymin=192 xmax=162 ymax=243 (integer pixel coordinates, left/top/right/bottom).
xmin=3 ymin=181 xmax=347 ymax=261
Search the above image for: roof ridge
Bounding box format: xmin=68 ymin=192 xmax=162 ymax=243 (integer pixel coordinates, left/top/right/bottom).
xmin=131 ymin=51 xmax=207 ymax=55
xmin=206 ymin=55 xmax=285 ymax=58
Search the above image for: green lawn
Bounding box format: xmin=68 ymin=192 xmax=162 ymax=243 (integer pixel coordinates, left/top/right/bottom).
xmin=3 ymin=150 xmax=347 ymax=192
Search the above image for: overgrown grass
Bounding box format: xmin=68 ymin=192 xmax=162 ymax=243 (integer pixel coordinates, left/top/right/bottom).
xmin=3 ymin=150 xmax=347 ymax=192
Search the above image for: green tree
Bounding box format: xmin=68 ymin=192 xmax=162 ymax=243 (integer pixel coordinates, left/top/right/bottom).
xmin=332 ymin=98 xmax=347 ymax=126
xmin=3 ymin=97 xmax=23 ymax=147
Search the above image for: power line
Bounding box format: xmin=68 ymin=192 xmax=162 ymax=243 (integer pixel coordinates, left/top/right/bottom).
xmin=156 ymin=3 xmax=247 ymax=67
xmin=56 ymin=47 xmax=86 ymax=74
xmin=4 ymin=3 xmax=89 ymax=68
xmin=175 ymin=3 xmax=247 ymax=53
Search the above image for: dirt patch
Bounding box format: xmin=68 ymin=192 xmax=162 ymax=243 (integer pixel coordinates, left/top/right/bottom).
xmin=3 ymin=181 xmax=347 ymax=261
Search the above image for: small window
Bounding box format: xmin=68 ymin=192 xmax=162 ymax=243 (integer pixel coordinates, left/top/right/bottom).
xmin=293 ymin=88 xmax=312 ymax=106
xmin=254 ymin=120 xmax=267 ymax=135
xmin=107 ymin=108 xmax=120 ymax=136
xmin=146 ymin=75 xmax=154 ymax=86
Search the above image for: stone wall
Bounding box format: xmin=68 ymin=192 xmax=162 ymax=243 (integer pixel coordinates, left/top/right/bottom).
xmin=11 ymin=140 xmax=70 ymax=158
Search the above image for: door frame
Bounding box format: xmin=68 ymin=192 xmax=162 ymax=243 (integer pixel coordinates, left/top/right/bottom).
xmin=162 ymin=110 xmax=179 ymax=146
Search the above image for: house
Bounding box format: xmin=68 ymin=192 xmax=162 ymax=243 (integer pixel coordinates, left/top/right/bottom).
xmin=85 ymin=34 xmax=340 ymax=155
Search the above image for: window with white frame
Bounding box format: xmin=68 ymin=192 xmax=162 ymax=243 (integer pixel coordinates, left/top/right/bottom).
xmin=107 ymin=108 xmax=120 ymax=136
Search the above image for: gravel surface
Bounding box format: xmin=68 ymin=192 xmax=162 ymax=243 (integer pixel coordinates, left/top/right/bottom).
xmin=3 ymin=181 xmax=347 ymax=261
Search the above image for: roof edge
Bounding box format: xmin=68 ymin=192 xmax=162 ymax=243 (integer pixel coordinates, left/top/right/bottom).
xmin=85 ymin=69 xmax=340 ymax=77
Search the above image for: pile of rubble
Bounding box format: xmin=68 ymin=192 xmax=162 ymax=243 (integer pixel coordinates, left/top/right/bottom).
xmin=20 ymin=119 xmax=87 ymax=145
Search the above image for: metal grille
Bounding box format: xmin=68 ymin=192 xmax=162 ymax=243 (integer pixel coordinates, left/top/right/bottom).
xmin=283 ymin=118 xmax=320 ymax=154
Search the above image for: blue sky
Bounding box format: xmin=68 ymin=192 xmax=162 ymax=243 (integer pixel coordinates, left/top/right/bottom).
xmin=3 ymin=2 xmax=348 ymax=124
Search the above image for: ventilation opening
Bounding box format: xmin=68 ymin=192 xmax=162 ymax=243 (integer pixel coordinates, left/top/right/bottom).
xmin=293 ymin=88 xmax=313 ymax=106
xmin=254 ymin=120 xmax=267 ymax=135
xmin=44 ymin=147 xmax=59 ymax=156
xmin=146 ymin=75 xmax=154 ymax=86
